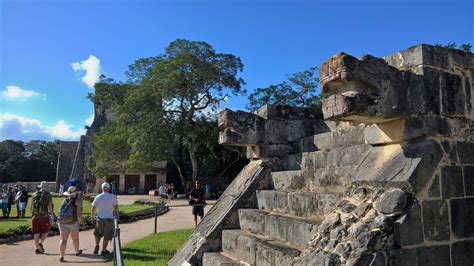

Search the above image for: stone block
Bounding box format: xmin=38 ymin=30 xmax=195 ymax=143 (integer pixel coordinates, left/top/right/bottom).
xmin=255 ymin=240 xmax=301 ymax=266
xmin=387 ymin=248 xmax=416 ymax=266
xmin=463 ymin=166 xmax=474 ymax=196
xmin=222 ymin=230 xmax=259 ymax=264
xmin=364 ymin=120 xmax=405 ymax=145
xmin=441 ymin=140 xmax=458 ymax=163
xmin=239 ymin=209 xmax=319 ymax=249
xmin=456 ymin=141 xmax=474 ymax=164
xmin=373 ymin=189 xmax=407 ymax=215
xmin=312 ymin=166 xmax=354 ymax=193
xmin=353 ymin=140 xmax=442 ymax=195
xmin=325 ymin=144 xmax=371 ymax=168
xmin=416 ymin=245 xmax=450 ymax=266
xmin=393 ymin=203 xmax=423 ymax=246
xmin=287 ymin=191 xmax=341 ymax=218
xmin=202 ymin=252 xmax=242 ymax=266
xmin=450 ymin=198 xmax=474 ymax=238
xmin=271 ymin=170 xmax=306 ymax=191
xmin=256 ymin=190 xmax=288 ymax=214
xmin=441 ymin=166 xmax=464 ymax=198
xmin=422 ymin=200 xmax=450 ymax=241
xmin=451 ymin=239 xmax=474 ymax=266
xmin=440 ymin=72 xmax=464 ymax=116
xmin=293 ymin=251 xmax=340 ymax=266
xmin=428 ymin=174 xmax=440 ymax=198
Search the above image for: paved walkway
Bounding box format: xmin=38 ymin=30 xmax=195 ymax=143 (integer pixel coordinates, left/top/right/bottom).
xmin=0 ymin=197 xmax=215 ymax=265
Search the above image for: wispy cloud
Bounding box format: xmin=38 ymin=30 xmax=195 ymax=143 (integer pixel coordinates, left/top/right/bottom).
xmin=1 ymin=85 xmax=46 ymax=100
xmin=0 ymin=113 xmax=85 ymax=141
xmin=72 ymin=55 xmax=102 ymax=88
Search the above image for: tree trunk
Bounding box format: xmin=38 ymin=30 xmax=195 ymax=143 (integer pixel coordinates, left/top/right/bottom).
xmin=173 ymin=159 xmax=188 ymax=194
xmin=188 ymin=143 xmax=199 ymax=182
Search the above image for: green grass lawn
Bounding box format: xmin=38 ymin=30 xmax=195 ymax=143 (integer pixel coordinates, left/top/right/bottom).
xmin=119 ymin=229 xmax=192 ymax=266
xmin=0 ymin=197 xmax=151 ymax=233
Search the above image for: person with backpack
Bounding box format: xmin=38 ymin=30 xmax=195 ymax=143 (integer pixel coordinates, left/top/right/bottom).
xmin=57 ymin=185 xmax=84 ymax=262
xmin=91 ymin=182 xmax=119 ymax=256
xmin=31 ymin=181 xmax=54 ymax=254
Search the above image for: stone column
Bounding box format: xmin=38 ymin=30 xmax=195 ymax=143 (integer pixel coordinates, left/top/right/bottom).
xmin=139 ymin=174 xmax=145 ymax=194
xmin=119 ymin=174 xmax=125 ymax=194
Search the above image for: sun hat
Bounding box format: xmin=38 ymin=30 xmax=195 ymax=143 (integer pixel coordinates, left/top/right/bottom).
xmin=101 ymin=182 xmax=110 ymax=190
xmin=63 ymin=186 xmax=78 ymax=196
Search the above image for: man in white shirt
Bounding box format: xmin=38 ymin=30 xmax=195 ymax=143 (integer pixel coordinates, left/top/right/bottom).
xmin=91 ymin=182 xmax=119 ymax=256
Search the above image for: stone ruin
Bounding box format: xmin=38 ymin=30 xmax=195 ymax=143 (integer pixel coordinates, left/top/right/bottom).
xmin=169 ymin=44 xmax=473 ymax=266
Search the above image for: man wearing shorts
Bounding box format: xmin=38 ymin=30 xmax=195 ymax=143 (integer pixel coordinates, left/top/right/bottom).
xmin=190 ymin=180 xmax=206 ymax=226
xmin=91 ymin=182 xmax=119 ymax=256
xmin=31 ymin=182 xmax=54 ymax=254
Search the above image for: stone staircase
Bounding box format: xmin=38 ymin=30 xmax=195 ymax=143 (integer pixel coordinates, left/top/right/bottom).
xmin=202 ymin=126 xmax=369 ymax=265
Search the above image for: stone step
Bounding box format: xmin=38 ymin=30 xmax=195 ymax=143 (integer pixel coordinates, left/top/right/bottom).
xmin=239 ymin=209 xmax=320 ymax=249
xmin=222 ymin=229 xmax=302 ymax=265
xmin=299 ymin=124 xmax=367 ymax=152
xmin=256 ymin=190 xmax=341 ymax=219
xmin=282 ymin=144 xmax=372 ymax=171
xmin=271 ymin=166 xmax=354 ymax=193
xmin=202 ymin=252 xmax=243 ymax=266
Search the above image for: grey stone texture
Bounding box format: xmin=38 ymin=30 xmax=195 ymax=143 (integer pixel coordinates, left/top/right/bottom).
xmin=394 ymin=203 xmax=424 ymax=247
xmin=451 ymin=240 xmax=474 ymax=266
xmin=441 ymin=166 xmax=464 ymax=198
xmin=373 ymin=189 xmax=407 ymax=214
xmin=174 ymin=44 xmax=474 ymax=265
xmin=450 ymin=198 xmax=474 ymax=238
xmin=422 ymin=200 xmax=450 ymax=241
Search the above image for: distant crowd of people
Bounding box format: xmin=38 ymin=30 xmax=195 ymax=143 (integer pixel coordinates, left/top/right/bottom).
xmin=1 ymin=184 xmax=30 ymax=218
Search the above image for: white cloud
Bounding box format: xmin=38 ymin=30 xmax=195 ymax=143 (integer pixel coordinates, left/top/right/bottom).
xmin=71 ymin=55 xmax=102 ymax=88
xmin=0 ymin=113 xmax=85 ymax=141
xmin=85 ymin=113 xmax=94 ymax=126
xmin=1 ymin=85 xmax=45 ymax=100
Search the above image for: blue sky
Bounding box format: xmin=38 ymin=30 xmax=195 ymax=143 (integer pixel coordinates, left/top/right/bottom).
xmin=1 ymin=0 xmax=472 ymax=141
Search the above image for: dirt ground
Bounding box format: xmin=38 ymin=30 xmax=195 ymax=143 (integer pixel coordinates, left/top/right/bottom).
xmin=0 ymin=196 xmax=215 ymax=265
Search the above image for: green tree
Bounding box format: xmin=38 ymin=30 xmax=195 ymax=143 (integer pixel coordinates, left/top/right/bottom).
xmin=0 ymin=140 xmax=59 ymax=183
xmin=247 ymin=66 xmax=321 ymax=110
xmin=88 ymin=39 xmax=246 ymax=189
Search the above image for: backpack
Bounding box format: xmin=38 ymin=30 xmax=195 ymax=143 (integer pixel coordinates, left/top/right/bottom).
xmin=32 ymin=191 xmax=49 ymax=216
xmin=58 ymin=198 xmax=75 ymax=224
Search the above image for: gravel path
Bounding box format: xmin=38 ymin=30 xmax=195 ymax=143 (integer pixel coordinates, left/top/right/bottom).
xmin=0 ymin=197 xmax=215 ymax=265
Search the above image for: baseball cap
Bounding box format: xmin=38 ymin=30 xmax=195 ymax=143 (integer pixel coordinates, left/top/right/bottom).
xmin=102 ymin=182 xmax=110 ymax=189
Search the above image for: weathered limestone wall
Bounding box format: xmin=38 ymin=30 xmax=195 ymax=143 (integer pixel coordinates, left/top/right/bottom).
xmin=171 ymin=44 xmax=473 ymax=265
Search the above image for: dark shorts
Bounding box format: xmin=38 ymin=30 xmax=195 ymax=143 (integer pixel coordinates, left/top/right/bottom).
xmin=192 ymin=205 xmax=204 ymax=217
xmin=94 ymin=218 xmax=114 ymax=241
xmin=32 ymin=216 xmax=51 ymax=235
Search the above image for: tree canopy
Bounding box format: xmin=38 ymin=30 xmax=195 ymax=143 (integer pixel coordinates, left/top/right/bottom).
xmin=246 ymin=66 xmax=321 ymax=110
xmin=88 ymin=39 xmax=247 ymax=190
xmin=0 ymin=140 xmax=60 ymax=183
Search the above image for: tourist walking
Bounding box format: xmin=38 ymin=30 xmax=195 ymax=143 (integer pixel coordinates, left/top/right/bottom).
xmin=14 ymin=185 xmax=20 ymax=217
xmin=111 ymin=181 xmax=118 ymax=195
xmin=91 ymin=182 xmax=119 ymax=256
xmin=18 ymin=185 xmax=29 ymax=218
xmin=31 ymin=181 xmax=54 ymax=254
xmin=166 ymin=183 xmax=173 ymax=203
xmin=7 ymin=187 xmax=14 ymax=217
xmin=1 ymin=185 xmax=11 ymax=217
xmin=57 ymin=186 xmax=84 ymax=262
xmin=189 ymin=180 xmax=206 ymax=226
